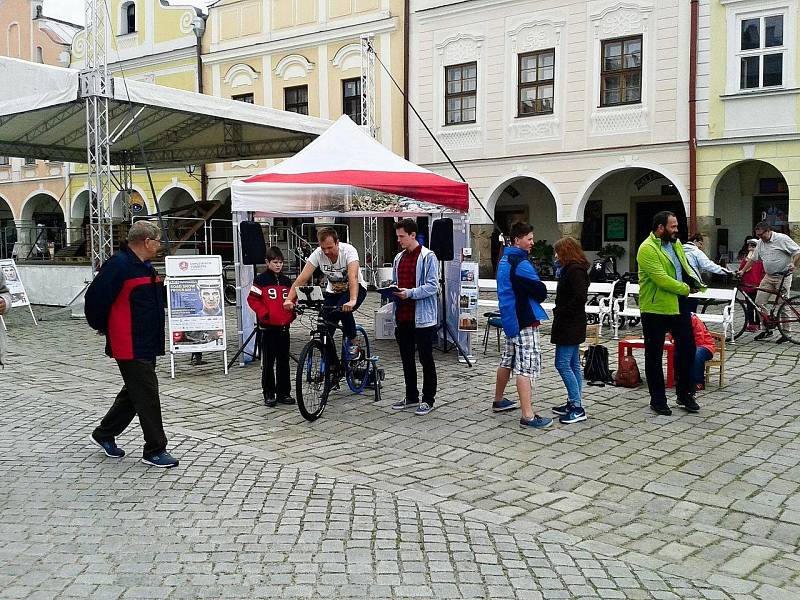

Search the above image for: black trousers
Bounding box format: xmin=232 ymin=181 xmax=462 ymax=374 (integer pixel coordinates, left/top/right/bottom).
xmin=395 ymin=322 xmax=437 ymax=406
xmin=260 ymin=326 xmax=291 ymax=398
xmin=641 ymin=299 xmax=696 ymax=404
xmin=93 ymin=359 xmax=168 ymax=457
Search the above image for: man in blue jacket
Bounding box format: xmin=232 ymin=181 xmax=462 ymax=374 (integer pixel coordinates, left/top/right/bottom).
xmin=390 ymin=218 xmax=440 ymax=416
xmin=84 ymin=221 xmax=178 ymax=468
xmin=492 ymin=222 xmax=553 ymax=429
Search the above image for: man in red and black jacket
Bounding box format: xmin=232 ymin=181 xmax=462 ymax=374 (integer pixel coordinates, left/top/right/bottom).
xmin=247 ymin=247 xmax=295 ymax=407
xmin=84 ymin=221 xmax=178 ymax=468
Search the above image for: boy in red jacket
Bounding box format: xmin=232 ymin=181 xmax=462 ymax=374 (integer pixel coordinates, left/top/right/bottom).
xmin=247 ymin=247 xmax=295 ymax=407
xmin=691 ymin=313 xmax=716 ymax=391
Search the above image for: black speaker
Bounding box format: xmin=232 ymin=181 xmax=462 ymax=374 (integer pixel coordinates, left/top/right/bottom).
xmin=240 ymin=221 xmax=266 ymax=265
xmin=430 ymin=218 xmax=454 ymax=261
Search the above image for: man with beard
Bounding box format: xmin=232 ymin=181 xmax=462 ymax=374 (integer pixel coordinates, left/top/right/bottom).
xmin=637 ymin=211 xmax=704 ymax=416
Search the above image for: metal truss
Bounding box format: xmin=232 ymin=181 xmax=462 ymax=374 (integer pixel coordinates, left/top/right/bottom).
xmin=83 ymin=0 xmax=113 ymax=270
xmin=361 ymin=34 xmax=379 ymax=287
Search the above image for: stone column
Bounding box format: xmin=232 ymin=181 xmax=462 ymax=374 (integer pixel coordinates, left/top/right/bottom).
xmin=470 ymin=224 xmax=494 ymax=278
xmin=557 ymin=221 xmax=583 ymax=240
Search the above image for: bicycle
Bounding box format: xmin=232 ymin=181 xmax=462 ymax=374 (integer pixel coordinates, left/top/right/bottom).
xmin=727 ymin=270 xmax=800 ymax=343
xmin=294 ymin=286 xmax=383 ymax=421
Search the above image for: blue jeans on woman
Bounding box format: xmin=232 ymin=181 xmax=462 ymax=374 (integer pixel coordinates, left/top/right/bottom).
xmin=555 ymin=345 xmax=582 ymax=407
xmin=694 ymin=347 xmax=713 ymax=386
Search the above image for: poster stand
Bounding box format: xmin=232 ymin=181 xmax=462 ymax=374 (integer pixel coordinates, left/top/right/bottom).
xmin=165 ymin=255 xmax=228 ymax=379
xmin=457 ymin=249 xmax=478 ymax=364
xmin=0 ymin=259 xmax=38 ymax=330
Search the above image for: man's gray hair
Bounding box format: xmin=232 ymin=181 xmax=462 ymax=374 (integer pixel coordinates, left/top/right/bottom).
xmin=754 ymin=220 xmax=772 ymax=232
xmin=128 ymin=220 xmax=161 ymax=243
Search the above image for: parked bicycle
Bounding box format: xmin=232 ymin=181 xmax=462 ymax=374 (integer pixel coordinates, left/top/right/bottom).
xmin=728 ymin=270 xmax=800 ymax=343
xmin=294 ymin=286 xmax=383 ymax=421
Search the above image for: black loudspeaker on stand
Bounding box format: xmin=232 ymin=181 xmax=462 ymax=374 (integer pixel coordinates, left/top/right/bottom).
xmin=430 ymin=218 xmax=472 ymax=367
xmin=240 ymin=221 xmax=267 ymax=265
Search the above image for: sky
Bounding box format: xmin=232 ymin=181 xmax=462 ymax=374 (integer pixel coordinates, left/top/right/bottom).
xmin=42 ymin=0 xmax=212 ymax=26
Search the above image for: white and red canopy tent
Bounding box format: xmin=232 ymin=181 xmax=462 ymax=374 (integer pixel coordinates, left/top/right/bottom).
xmin=229 ymin=115 xmax=471 ymax=364
xmin=230 ymin=115 xmax=468 ymax=216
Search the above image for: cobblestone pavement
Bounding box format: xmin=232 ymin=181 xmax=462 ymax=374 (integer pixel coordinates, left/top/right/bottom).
xmin=1 ymin=295 xmax=798 ymax=599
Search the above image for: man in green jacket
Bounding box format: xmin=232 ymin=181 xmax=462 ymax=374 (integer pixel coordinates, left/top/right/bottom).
xmin=637 ymin=211 xmax=705 ymax=415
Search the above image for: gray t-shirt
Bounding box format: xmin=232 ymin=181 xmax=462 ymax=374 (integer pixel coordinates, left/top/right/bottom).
xmin=753 ymin=232 xmax=800 ymax=275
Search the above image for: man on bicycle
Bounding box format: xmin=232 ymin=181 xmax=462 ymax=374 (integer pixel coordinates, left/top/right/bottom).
xmin=284 ymin=227 xmax=368 ymax=359
xmin=738 ymin=220 xmax=800 ymax=341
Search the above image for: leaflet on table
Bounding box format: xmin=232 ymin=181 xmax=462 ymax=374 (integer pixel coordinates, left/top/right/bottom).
xmin=167 ymin=276 xmax=227 ymax=353
xmin=0 ymin=259 xmax=30 ymax=308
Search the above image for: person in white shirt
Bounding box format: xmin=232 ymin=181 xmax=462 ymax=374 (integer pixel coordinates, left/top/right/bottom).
xmin=285 ymin=227 xmax=368 ymax=359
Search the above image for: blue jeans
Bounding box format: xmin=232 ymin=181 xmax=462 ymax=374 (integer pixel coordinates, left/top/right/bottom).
xmin=694 ymin=347 xmax=713 ymax=385
xmin=555 ymin=345 xmax=582 ymax=407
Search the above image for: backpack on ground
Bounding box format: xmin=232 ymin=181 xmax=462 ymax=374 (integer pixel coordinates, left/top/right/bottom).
xmin=615 ymin=350 xmax=642 ymax=388
xmin=583 ymin=345 xmax=613 ymax=386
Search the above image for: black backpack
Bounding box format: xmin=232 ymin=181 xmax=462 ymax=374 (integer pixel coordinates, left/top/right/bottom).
xmin=583 ymin=345 xmax=613 ymax=386
xmin=589 ymin=257 xmax=618 ymax=283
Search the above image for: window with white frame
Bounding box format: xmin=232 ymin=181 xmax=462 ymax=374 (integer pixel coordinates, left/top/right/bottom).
xmin=444 ymin=62 xmax=477 ymax=125
xmin=24 ymin=157 xmax=36 ymax=166
xmin=739 ymin=14 xmax=785 ymax=89
xmin=0 ymin=156 xmax=9 ymax=166
xmin=121 ymin=2 xmax=136 ymax=35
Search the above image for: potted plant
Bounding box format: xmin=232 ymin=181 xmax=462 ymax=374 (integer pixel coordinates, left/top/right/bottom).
xmin=530 ymin=240 xmax=556 ymax=278
xmin=598 ymin=243 xmax=625 ymax=274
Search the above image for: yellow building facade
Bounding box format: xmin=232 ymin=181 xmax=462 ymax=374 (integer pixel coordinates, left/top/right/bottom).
xmin=695 ymin=0 xmax=800 ymax=262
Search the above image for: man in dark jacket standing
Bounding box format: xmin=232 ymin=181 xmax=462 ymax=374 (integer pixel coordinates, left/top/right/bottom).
xmin=84 ymin=221 xmax=178 ymax=468
xmin=491 ymin=222 xmax=553 ymax=429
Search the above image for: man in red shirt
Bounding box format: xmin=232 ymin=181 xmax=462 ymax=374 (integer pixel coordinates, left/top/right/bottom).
xmin=390 ymin=219 xmax=440 ymax=416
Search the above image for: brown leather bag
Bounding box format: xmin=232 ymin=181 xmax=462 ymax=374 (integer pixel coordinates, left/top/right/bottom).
xmin=615 ymin=350 xmax=642 ymax=388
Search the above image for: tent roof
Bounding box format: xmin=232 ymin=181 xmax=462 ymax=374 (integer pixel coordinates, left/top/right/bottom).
xmin=231 ymin=115 xmax=468 ymax=216
xmin=0 ymin=57 xmax=329 ymax=168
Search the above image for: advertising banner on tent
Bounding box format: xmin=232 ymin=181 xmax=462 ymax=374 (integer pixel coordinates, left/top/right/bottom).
xmin=164 ymin=256 xmax=228 ymax=378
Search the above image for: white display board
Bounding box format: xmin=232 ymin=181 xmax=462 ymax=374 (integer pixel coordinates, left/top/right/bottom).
xmin=0 ymin=259 xmax=38 ymax=329
xmin=458 ymin=261 xmax=479 ymax=333
xmin=164 ymin=256 xmax=227 ymax=378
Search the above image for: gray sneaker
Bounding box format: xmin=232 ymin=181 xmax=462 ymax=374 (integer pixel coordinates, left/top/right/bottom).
xmin=492 ymin=398 xmax=519 ymax=412
xmin=519 ymin=415 xmax=553 ymax=429
xmin=392 ymin=398 xmax=419 ymax=410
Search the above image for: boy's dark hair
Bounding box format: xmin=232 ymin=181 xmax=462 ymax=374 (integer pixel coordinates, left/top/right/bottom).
xmin=394 ymin=218 xmax=418 ymax=236
xmin=317 ymin=227 xmax=339 ymax=243
xmin=265 ymin=246 xmax=284 ymax=262
xmin=509 ymin=221 xmax=533 ymax=241
xmin=689 ymin=233 xmax=704 ymax=243
xmin=651 ymin=211 xmax=676 ymax=232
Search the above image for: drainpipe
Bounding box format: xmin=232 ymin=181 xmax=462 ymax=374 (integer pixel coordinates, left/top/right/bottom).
xmin=403 ymin=0 xmax=410 ymax=159
xmin=192 ymin=13 xmax=208 ymax=204
xmin=689 ymin=0 xmax=699 ymax=235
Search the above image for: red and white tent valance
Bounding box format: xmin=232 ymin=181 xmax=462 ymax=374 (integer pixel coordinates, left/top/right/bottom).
xmin=231 ymin=115 xmax=469 ymax=216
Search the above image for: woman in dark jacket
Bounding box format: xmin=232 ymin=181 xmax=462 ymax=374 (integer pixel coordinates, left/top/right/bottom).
xmin=550 ymin=237 xmax=590 ymax=424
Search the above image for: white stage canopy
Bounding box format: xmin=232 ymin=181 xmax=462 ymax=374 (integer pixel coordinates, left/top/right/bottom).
xmin=231 ymin=115 xmax=469 ymax=217
xmin=0 ymin=57 xmax=329 ymax=167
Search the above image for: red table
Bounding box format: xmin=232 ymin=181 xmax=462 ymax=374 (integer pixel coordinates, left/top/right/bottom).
xmin=618 ymin=337 xmax=674 ymax=388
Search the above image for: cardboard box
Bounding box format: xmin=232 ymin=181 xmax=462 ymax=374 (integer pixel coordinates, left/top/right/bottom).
xmin=374 ymin=303 xmax=396 ymax=340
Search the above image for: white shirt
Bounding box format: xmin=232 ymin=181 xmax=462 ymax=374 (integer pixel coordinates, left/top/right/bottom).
xmin=307 ymin=242 xmax=367 ymax=294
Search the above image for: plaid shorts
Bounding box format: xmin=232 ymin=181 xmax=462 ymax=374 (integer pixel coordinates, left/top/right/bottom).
xmin=498 ymin=326 xmax=542 ymax=379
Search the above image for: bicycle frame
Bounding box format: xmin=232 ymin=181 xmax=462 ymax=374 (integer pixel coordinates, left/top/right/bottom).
xmin=738 ymin=271 xmax=792 ymax=325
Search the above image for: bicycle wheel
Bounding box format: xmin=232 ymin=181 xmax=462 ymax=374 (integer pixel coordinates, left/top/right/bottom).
xmin=732 ymin=298 xmax=749 ymax=340
xmin=777 ymin=296 xmax=800 ymax=344
xmin=296 ymin=340 xmax=330 ymax=421
xmin=345 ymin=325 xmax=371 ymax=393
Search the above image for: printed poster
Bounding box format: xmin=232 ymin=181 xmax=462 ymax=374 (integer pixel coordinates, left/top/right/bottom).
xmin=167 ymin=276 xmax=227 ymax=353
xmin=458 ymin=261 xmax=479 ymax=332
xmin=0 ymin=259 xmax=30 ymax=308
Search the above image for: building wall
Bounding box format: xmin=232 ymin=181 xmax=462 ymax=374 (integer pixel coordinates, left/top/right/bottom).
xmin=695 ymin=0 xmax=800 ymax=246
xmin=409 ymin=0 xmax=692 ymax=273
xmin=203 ymin=0 xmax=406 ymax=205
